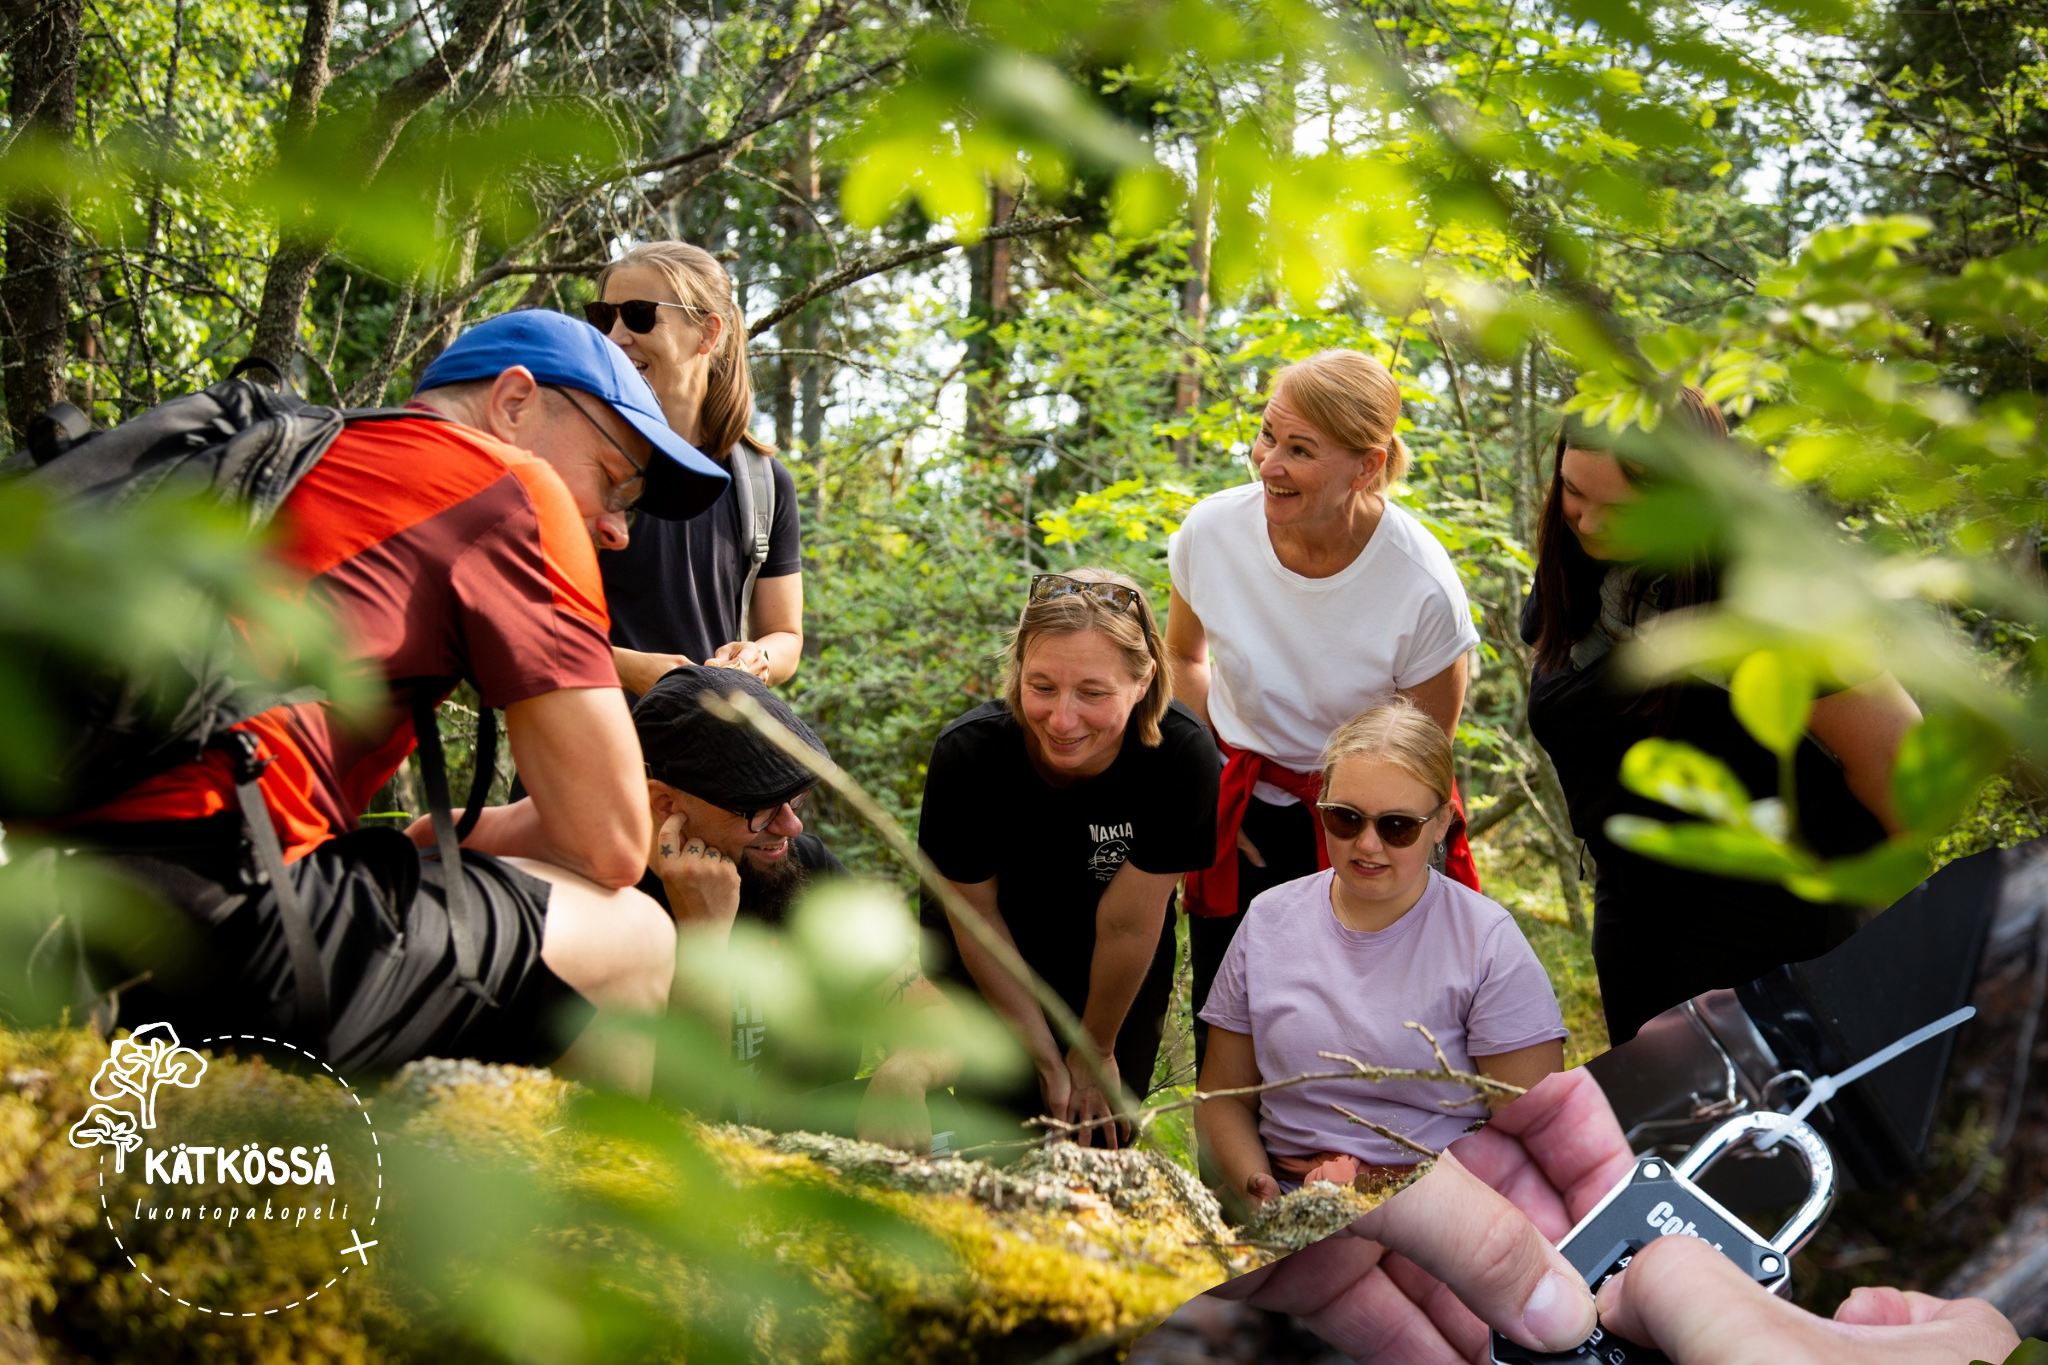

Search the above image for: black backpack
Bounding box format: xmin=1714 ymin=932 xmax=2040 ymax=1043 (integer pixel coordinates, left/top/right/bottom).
xmin=4 ymin=368 xmax=501 ymax=1044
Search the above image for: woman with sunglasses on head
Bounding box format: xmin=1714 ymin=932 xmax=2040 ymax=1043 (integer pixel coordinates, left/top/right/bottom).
xmin=1165 ymin=349 xmax=1482 ymax=1058
xmin=1196 ymin=699 xmax=1566 ymax=1209
xmin=587 ymin=242 xmax=804 ymax=695
xmin=1523 ymin=388 xmax=1919 ymax=1045
xmin=918 ymin=568 xmax=1221 ymax=1146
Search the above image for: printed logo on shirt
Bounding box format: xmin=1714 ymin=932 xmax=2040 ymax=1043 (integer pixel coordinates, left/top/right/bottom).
xmin=1088 ymin=822 xmax=1133 ymax=881
xmin=731 ymin=986 xmax=766 ymax=1125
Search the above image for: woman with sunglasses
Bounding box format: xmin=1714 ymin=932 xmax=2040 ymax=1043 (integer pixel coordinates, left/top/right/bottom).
xmin=1165 ymin=349 xmax=1483 ymax=1058
xmin=587 ymin=242 xmax=804 ymax=694
xmin=1523 ymin=388 xmax=1918 ymax=1045
xmin=918 ymin=568 xmax=1221 ymax=1146
xmin=1196 ymin=699 xmax=1566 ymax=1208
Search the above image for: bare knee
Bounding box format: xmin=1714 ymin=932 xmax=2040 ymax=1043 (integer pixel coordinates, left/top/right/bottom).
xmin=519 ymin=858 xmax=676 ymax=1015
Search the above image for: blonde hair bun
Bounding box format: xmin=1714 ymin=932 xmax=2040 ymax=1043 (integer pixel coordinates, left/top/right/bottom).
xmin=1271 ymin=349 xmax=1409 ymax=493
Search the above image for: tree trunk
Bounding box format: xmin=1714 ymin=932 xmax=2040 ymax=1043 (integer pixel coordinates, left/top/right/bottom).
xmin=965 ymin=182 xmax=1015 ymax=447
xmin=1 ymin=0 xmax=84 ymax=446
xmin=246 ymin=0 xmax=339 ymax=376
xmin=1938 ymin=1187 xmax=2048 ymax=1336
xmin=794 ymin=116 xmax=828 ymax=463
xmin=1174 ymin=146 xmax=1214 ymax=467
xmin=1533 ymin=748 xmax=1590 ymax=932
xmin=247 ymin=0 xmax=515 ymax=372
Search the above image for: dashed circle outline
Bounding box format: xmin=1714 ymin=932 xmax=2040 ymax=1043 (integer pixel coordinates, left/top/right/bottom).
xmin=91 ymin=1032 xmax=382 ymax=1316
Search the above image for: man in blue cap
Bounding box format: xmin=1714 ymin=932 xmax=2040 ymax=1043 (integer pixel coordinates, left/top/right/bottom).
xmin=79 ymin=310 xmax=730 ymax=1090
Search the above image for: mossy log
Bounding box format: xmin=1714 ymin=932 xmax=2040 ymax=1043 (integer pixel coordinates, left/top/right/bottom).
xmin=0 ymin=1029 xmax=1414 ymax=1363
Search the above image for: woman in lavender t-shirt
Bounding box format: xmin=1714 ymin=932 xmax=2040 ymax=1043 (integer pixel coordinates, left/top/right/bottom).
xmin=1196 ymin=700 xmax=1567 ymax=1207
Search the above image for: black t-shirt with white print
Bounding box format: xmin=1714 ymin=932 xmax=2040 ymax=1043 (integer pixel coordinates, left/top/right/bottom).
xmin=916 ymin=699 xmax=1220 ymax=1097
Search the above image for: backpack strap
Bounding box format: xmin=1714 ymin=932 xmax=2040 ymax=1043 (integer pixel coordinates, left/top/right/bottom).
xmin=217 ymin=731 xmax=330 ymax=1046
xmin=729 ymin=448 xmax=776 ymax=640
xmin=409 ymin=685 xmax=500 ymax=1006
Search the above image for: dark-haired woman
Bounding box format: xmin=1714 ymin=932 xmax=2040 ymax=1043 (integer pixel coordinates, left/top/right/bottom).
xmin=1523 ymin=387 xmax=1921 ymax=1045
xmin=591 ymin=241 xmax=804 ymax=694
xmin=918 ymin=569 xmax=1221 ymax=1145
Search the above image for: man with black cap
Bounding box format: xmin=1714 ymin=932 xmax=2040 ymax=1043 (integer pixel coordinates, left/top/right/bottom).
xmin=74 ymin=310 xmax=732 ymax=1089
xmin=632 ymin=666 xmax=962 ymax=1153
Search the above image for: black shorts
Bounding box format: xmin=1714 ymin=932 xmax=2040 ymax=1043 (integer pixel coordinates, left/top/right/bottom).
xmin=77 ymin=813 xmax=593 ymax=1074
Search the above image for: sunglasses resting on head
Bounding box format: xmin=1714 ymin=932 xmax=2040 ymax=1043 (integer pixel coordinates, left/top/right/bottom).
xmin=1028 ymin=573 xmax=1146 ymax=615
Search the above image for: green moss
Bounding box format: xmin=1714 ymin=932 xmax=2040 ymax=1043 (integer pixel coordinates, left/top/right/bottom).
xmin=0 ymin=1027 xmax=396 ymax=1365
xmin=1 ymin=1031 xmax=1255 ymax=1364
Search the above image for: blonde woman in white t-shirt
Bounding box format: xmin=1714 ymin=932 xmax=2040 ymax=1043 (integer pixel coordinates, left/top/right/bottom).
xmin=1165 ymin=349 xmax=1483 ymax=1052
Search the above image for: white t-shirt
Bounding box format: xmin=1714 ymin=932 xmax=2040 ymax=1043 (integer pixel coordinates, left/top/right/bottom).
xmin=1167 ymin=483 xmax=1480 ymax=802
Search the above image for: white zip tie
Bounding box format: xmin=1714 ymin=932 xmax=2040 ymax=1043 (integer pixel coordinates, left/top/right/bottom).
xmin=1754 ymin=1006 xmax=1977 ymax=1151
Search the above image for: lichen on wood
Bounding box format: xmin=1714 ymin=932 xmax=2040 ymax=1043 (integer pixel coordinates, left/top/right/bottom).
xmin=0 ymin=1031 xmax=1280 ymax=1364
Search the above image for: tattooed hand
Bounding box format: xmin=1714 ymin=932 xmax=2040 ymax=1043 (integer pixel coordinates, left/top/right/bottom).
xmin=651 ymin=811 xmax=741 ymax=933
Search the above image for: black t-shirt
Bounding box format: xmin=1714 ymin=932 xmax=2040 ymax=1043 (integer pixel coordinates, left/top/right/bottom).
xmin=915 ymin=699 xmax=1221 ymax=1076
xmin=1521 ymin=581 xmax=1880 ymax=1040
xmin=1519 ymin=585 xmax=1885 ymax=888
xmin=636 ymin=832 xmax=849 ymax=1096
xmin=600 ymin=453 xmax=802 ymax=664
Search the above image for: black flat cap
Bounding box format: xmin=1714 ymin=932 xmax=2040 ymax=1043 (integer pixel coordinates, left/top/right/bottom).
xmin=631 ymin=666 xmax=829 ymax=811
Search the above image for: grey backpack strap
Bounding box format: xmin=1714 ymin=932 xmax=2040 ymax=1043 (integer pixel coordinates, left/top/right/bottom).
xmin=729 ymin=448 xmax=776 ymax=640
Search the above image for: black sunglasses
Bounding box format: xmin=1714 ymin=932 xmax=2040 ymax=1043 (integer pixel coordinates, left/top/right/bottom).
xmin=719 ymin=790 xmax=809 ymax=834
xmin=1028 ymin=573 xmax=1144 ymax=615
xmin=1315 ymin=800 xmax=1446 ymax=848
xmin=583 ymin=299 xmax=702 ymax=335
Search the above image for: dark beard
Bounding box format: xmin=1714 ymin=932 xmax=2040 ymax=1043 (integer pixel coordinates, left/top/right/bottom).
xmin=737 ymin=848 xmax=810 ymax=926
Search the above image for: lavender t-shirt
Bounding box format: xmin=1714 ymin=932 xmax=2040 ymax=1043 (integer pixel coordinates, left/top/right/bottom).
xmin=1199 ymin=868 xmax=1567 ymax=1168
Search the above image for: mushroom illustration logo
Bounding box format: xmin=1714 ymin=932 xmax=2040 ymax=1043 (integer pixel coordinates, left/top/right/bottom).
xmin=81 ymin=1022 xmax=208 ymax=1131
xmin=68 ymin=1105 xmax=144 ymax=1172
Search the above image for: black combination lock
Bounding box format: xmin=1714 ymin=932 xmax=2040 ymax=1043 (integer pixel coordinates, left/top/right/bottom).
xmin=1490 ymin=1111 xmax=1836 ymax=1365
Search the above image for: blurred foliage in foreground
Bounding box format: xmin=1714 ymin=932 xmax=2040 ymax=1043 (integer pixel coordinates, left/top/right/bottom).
xmin=0 ymin=930 xmax=1245 ymax=1363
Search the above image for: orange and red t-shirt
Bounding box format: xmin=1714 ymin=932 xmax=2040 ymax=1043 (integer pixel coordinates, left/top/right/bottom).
xmin=76 ymin=415 xmax=618 ymax=861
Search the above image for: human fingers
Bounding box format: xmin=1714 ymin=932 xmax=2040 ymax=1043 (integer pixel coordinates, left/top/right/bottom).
xmin=1074 ymin=1087 xmax=1113 ymax=1148
xmin=653 ymin=812 xmax=689 ymax=865
xmin=1353 ymin=1151 xmax=1597 ymax=1354
xmin=1596 ymin=1235 xmax=1822 ymax=1363
xmin=1451 ymin=1069 xmax=1636 ymax=1235
xmin=1832 ymin=1287 xmax=2021 ymax=1356
xmin=1832 ymin=1285 xmax=1917 ymax=1328
xmin=1297 ymin=1260 xmax=1471 ymax=1365
xmin=1377 ymin=1249 xmax=1492 ymax=1361
xmin=1236 ymin=826 xmax=1268 ymax=868
xmin=1209 ymin=1226 xmax=1463 ymax=1364
xmin=1247 ymin=1172 xmax=1281 ymax=1208
xmin=1212 ymin=1226 xmax=1388 ymax=1311
xmin=1037 ymin=1065 xmax=1073 ymax=1126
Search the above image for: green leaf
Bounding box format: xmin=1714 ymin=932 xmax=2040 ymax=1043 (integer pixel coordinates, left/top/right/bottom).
xmin=1618 ymin=738 xmax=1754 ymax=825
xmin=1110 ymin=165 xmax=1182 ymax=237
xmin=1605 ymin=815 xmax=1818 ymax=880
xmin=1729 ymin=650 xmax=1815 ymax=758
xmin=1891 ymin=710 xmax=2008 ymax=834
xmin=1785 ymin=838 xmax=1934 ymax=908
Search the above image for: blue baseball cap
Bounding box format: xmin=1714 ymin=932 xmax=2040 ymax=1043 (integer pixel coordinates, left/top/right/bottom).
xmin=414 ymin=309 xmax=730 ymax=521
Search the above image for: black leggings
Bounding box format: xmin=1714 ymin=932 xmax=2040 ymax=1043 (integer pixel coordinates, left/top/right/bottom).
xmin=1189 ymin=796 xmax=1324 ymax=1067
